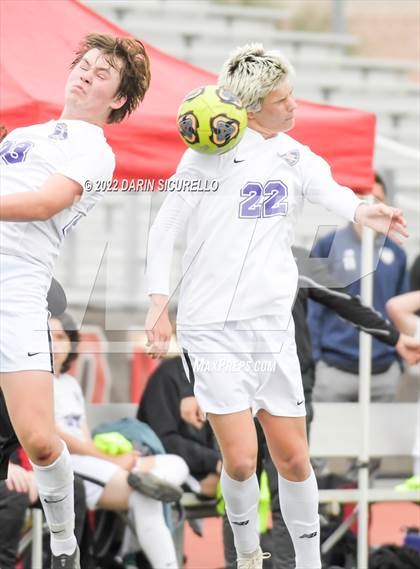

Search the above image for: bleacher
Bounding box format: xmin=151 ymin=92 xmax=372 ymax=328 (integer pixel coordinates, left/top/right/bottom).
xmin=56 ymin=0 xmax=419 ymax=312
xmin=83 ymin=0 xmax=418 ymax=142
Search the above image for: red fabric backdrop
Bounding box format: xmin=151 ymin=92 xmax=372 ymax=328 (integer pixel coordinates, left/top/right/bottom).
xmin=0 ymin=0 xmax=375 ymax=192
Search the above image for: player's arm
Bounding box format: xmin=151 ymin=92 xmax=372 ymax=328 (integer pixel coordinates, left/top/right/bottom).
xmin=146 ymin=150 xmax=217 ymax=357
xmin=303 ymin=153 xmax=408 ymax=244
xmin=354 ymin=202 xmax=408 ymax=245
xmin=304 ymin=275 xmax=399 ymax=344
xmin=386 ymin=291 xmax=420 ymax=336
xmin=146 ymin=192 xmax=195 ymax=358
xmin=0 ymin=174 xmax=82 ymax=221
xmin=304 ymin=276 xmax=420 ymax=364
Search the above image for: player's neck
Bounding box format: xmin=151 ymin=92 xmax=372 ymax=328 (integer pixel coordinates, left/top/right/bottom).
xmin=59 ymin=106 xmax=105 ymax=128
xmin=247 ymin=120 xmax=278 ymax=139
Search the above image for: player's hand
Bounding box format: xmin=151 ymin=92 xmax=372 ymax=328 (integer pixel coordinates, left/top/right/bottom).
xmin=199 ymin=473 xmax=220 ymax=497
xmin=355 ymin=203 xmax=408 ymax=245
xmin=145 ymin=295 xmax=172 ymax=358
xmin=396 ymin=333 xmax=420 ymax=366
xmin=180 ymin=396 xmax=205 ymax=429
xmin=6 ymin=463 xmax=38 ymax=503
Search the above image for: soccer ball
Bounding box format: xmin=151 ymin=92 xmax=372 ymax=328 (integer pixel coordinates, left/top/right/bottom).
xmin=177 ymin=85 xmax=248 ymax=155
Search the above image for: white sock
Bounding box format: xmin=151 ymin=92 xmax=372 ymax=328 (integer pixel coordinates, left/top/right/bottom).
xmin=30 ymin=442 xmax=77 ymax=556
xmin=120 ymin=511 xmax=140 ymax=557
xmin=278 ymin=469 xmax=321 ymax=569
xmin=129 ymin=491 xmax=178 ymax=568
xmin=149 ymin=454 xmax=189 ymax=486
xmin=221 ymin=468 xmax=260 ymax=557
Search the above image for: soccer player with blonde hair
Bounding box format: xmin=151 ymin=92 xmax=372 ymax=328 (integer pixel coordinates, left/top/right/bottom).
xmin=146 ymin=44 xmax=408 ymax=569
xmin=0 ymin=34 xmax=150 ymax=568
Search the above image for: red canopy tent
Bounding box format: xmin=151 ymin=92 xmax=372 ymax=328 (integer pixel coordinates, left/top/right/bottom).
xmin=0 ymin=0 xmax=375 ymax=192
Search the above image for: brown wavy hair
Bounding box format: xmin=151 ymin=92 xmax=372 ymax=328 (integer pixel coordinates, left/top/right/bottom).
xmin=0 ymin=124 xmax=8 ymax=142
xmin=71 ymin=33 xmax=151 ymax=124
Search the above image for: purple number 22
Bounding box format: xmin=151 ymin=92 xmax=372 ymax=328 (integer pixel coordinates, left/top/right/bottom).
xmin=239 ymin=180 xmax=288 ymax=219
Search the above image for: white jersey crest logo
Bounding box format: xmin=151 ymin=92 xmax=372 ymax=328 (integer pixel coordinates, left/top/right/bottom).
xmin=279 ymin=149 xmax=300 ymax=166
xmin=49 ymin=122 xmax=68 ymax=141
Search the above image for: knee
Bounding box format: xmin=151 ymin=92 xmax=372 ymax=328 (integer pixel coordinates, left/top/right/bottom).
xmin=171 ymin=455 xmax=189 ymax=482
xmin=21 ymin=430 xmax=58 ymax=464
xmin=278 ymin=450 xmax=311 ymax=481
xmin=162 ymin=454 xmax=190 ymax=485
xmin=224 ymin=455 xmax=257 ymax=481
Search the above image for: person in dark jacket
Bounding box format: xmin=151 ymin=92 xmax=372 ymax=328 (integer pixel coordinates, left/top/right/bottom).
xmin=308 ymin=175 xmax=409 ymax=402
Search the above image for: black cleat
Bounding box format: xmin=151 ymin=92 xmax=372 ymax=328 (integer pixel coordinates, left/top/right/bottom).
xmin=127 ymin=471 xmax=183 ymax=502
xmin=51 ymin=545 xmax=80 ymax=569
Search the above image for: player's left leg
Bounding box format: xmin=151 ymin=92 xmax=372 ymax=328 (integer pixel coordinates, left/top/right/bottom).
xmin=208 ymin=410 xmax=261 ymax=564
xmin=257 ymin=412 xmax=321 ymax=569
xmin=0 ymin=371 xmax=78 ymax=567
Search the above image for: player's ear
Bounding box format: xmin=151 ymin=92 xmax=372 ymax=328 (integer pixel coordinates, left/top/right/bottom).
xmin=110 ymin=94 xmax=127 ymax=111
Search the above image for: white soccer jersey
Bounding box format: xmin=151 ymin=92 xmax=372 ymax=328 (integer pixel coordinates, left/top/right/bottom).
xmin=53 ymin=372 xmax=86 ymax=441
xmin=147 ymin=127 xmax=362 ymax=327
xmin=0 ymin=120 xmax=115 ymax=273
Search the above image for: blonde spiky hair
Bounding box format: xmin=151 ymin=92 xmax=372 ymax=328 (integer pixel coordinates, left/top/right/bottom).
xmin=218 ymin=43 xmax=294 ymax=112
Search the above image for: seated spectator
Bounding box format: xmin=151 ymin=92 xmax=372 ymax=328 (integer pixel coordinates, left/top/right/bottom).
xmin=138 ymin=355 xmax=222 ymax=497
xmin=50 ymin=312 xmax=189 ymax=569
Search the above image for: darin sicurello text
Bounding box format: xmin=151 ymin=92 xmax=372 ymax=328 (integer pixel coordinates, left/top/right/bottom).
xmin=86 ymin=178 xmax=220 ymax=192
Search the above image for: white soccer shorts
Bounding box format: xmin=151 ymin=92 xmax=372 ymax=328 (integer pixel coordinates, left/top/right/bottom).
xmin=0 ymin=255 xmax=53 ymax=373
xmin=178 ymin=315 xmax=306 ymax=417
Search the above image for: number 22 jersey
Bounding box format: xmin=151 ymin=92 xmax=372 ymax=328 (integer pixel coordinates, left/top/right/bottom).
xmin=147 ymin=128 xmax=362 ymax=327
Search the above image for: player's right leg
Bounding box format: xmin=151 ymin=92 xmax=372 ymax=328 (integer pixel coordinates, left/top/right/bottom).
xmin=178 ymin=323 xmax=270 ymax=567
xmin=208 ymin=410 xmax=266 ymax=567
xmin=0 ymin=371 xmax=79 ymax=568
